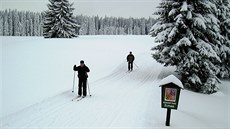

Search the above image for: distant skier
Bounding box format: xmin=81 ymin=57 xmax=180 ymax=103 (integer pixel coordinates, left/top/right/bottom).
xmin=73 ymin=60 xmax=90 ymax=97
xmin=127 ymin=51 xmax=135 ymax=71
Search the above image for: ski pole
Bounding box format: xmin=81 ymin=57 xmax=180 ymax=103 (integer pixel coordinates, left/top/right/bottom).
xmin=134 ymin=62 xmax=139 ymax=68
xmin=72 ymin=71 xmax=76 ymax=93
xmin=87 ymin=80 xmax=92 ymax=96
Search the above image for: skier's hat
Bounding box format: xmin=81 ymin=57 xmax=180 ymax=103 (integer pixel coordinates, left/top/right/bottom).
xmin=80 ymin=60 xmax=84 ymax=64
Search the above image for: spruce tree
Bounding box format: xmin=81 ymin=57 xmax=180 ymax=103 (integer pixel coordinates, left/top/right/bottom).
xmin=0 ymin=15 xmax=3 ymax=36
xmin=215 ymin=0 xmax=230 ymax=78
xmin=3 ymin=11 xmax=9 ymax=36
xmin=150 ymin=0 xmax=223 ymax=93
xmin=43 ymin=0 xmax=80 ymax=38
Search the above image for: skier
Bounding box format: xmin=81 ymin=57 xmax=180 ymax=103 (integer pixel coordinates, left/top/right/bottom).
xmin=126 ymin=51 xmax=135 ymax=71
xmin=73 ymin=60 xmax=90 ymax=97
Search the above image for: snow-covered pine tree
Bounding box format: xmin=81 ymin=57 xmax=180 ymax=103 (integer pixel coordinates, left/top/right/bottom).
xmin=140 ymin=18 xmax=146 ymax=35
xmin=95 ymin=16 xmax=100 ymax=35
xmin=3 ymin=10 xmax=9 ymax=36
xmin=215 ymin=0 xmax=230 ymax=78
xmin=8 ymin=10 xmax=13 ymax=36
xmin=43 ymin=0 xmax=80 ymax=38
xmin=0 ymin=14 xmax=3 ymax=36
xmin=146 ymin=18 xmax=154 ymax=35
xmin=150 ymin=0 xmax=223 ymax=94
xmin=133 ymin=26 xmax=141 ymax=35
xmin=18 ymin=11 xmax=26 ymax=36
xmin=127 ymin=18 xmax=133 ymax=35
xmin=88 ymin=17 xmax=96 ymax=35
xmin=25 ymin=12 xmax=30 ymax=36
xmin=34 ymin=13 xmax=40 ymax=36
xmin=98 ymin=18 xmax=104 ymax=35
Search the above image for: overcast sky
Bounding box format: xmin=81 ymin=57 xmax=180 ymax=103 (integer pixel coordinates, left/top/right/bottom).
xmin=1 ymin=0 xmax=161 ymax=18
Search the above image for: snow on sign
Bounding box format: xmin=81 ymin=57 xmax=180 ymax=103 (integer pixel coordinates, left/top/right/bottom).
xmin=159 ymin=75 xmax=183 ymax=110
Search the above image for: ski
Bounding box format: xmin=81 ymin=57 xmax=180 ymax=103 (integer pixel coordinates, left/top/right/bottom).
xmin=71 ymin=96 xmax=82 ymax=101
xmin=76 ymin=97 xmax=84 ymax=101
xmin=126 ymin=70 xmax=133 ymax=73
xmin=72 ymin=96 xmax=90 ymax=102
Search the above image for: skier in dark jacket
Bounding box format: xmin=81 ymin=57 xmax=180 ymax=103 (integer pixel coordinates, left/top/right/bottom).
xmin=127 ymin=51 xmax=135 ymax=71
xmin=73 ymin=60 xmax=90 ymax=97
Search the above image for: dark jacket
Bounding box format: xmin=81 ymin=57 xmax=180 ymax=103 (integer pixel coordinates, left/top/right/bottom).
xmin=73 ymin=65 xmax=90 ymax=78
xmin=127 ymin=54 xmax=135 ymax=62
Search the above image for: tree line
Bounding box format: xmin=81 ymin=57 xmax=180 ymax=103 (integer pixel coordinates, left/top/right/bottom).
xmin=0 ymin=9 xmax=156 ymax=36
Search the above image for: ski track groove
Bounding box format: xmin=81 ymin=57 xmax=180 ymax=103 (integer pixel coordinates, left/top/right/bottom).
xmin=106 ymin=60 xmax=162 ymax=128
xmin=18 ymin=97 xmax=73 ymax=128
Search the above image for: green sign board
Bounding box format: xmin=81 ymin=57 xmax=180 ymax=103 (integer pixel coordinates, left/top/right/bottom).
xmin=161 ymin=83 xmax=181 ymax=110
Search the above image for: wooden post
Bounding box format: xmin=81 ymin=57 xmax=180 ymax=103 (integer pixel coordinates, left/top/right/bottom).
xmin=166 ymin=108 xmax=171 ymax=126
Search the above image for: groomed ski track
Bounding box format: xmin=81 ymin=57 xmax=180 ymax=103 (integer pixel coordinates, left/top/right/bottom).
xmin=2 ymin=53 xmax=165 ymax=129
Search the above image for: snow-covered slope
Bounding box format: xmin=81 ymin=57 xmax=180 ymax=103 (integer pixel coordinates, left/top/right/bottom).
xmin=1 ymin=36 xmax=229 ymax=129
xmin=0 ymin=39 xmax=2 ymax=119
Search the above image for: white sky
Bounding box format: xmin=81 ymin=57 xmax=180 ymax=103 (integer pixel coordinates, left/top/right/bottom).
xmin=1 ymin=0 xmax=161 ymax=18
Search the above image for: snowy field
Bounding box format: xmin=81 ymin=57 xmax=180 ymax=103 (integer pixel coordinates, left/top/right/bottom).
xmin=1 ymin=36 xmax=229 ymax=129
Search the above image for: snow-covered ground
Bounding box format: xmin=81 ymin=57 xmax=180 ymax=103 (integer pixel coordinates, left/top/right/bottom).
xmin=1 ymin=36 xmax=229 ymax=129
